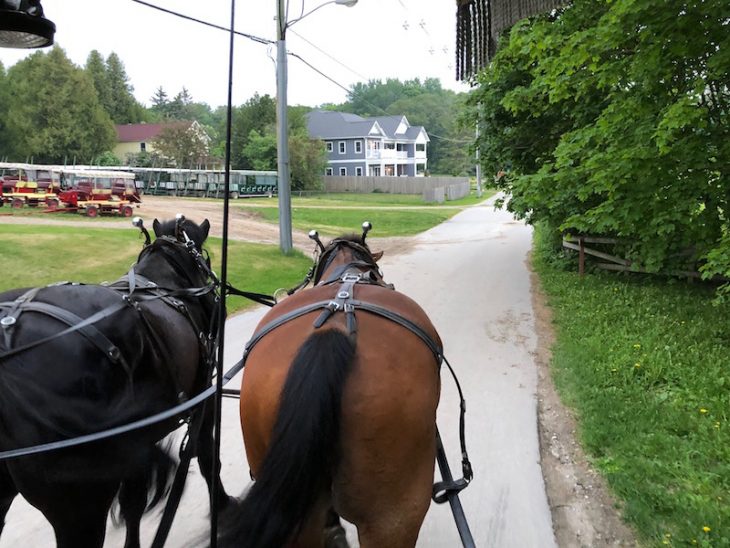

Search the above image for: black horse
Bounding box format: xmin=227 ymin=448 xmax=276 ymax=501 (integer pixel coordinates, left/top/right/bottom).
xmin=0 ymin=217 xmax=230 ymax=548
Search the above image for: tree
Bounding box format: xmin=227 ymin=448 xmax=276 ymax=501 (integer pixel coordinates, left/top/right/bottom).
xmin=104 ymin=52 xmax=146 ymax=123
xmin=471 ymin=0 xmax=729 ymax=278
xmin=289 ymin=131 xmax=327 ymax=191
xmin=241 ymin=129 xmax=276 ymax=171
xmin=4 ymin=47 xmax=116 ymax=163
xmin=231 ymin=93 xmax=277 ymax=169
xmin=85 ymin=50 xmax=111 ymax=118
xmin=0 ymin=61 xmax=11 ymax=159
xmin=152 ymin=121 xmax=211 ymax=168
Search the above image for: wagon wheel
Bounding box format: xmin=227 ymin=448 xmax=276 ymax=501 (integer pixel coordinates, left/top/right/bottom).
xmin=11 ymin=198 xmax=24 ymax=209
xmin=121 ymin=205 xmax=134 ymax=217
xmin=46 ymin=198 xmax=59 ymax=211
xmin=86 ymin=205 xmax=99 ymax=218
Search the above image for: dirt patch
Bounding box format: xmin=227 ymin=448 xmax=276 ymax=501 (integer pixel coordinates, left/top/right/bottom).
xmin=529 ymin=255 xmax=639 ymax=547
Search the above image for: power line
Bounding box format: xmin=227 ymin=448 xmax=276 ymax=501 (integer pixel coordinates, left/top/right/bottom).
xmin=289 ymin=28 xmax=369 ymax=81
xmin=130 ymin=0 xmax=273 ymax=45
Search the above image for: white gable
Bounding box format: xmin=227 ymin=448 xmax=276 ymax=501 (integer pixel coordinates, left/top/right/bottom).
xmin=369 ymin=122 xmax=386 ymax=137
xmin=395 ymin=118 xmax=409 ymax=135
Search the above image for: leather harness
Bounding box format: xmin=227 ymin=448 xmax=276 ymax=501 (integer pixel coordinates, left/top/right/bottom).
xmin=242 ymin=239 xmax=473 ymax=504
xmin=0 ymin=236 xmax=218 ymax=402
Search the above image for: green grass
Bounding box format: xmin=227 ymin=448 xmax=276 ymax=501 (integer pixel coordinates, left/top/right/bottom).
xmin=0 ymin=225 xmax=312 ymax=315
xmin=533 ymin=223 xmax=730 ymax=547
xmin=237 ymin=206 xmax=458 ymax=237
xmin=287 ymin=191 xmax=492 ymax=208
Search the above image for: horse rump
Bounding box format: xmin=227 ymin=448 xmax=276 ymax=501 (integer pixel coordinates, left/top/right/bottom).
xmin=219 ymin=329 xmax=356 ymax=548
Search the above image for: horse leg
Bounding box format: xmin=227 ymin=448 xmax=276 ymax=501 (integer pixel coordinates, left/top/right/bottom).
xmin=195 ymin=402 xmax=232 ymax=511
xmin=118 ymin=474 xmax=148 ymax=548
xmin=324 ymin=508 xmax=349 ymax=548
xmin=0 ymin=463 xmax=18 ymax=538
xmin=28 ymin=480 xmax=118 ymax=548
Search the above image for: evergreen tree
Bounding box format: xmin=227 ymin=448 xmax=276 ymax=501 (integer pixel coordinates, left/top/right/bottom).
xmin=0 ymin=62 xmax=10 ymax=160
xmin=5 ymin=47 xmax=116 ymax=163
xmin=84 ymin=50 xmax=111 ymax=118
xmin=105 ymin=52 xmax=145 ymax=123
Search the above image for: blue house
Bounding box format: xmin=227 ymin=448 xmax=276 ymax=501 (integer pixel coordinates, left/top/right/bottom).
xmin=306 ymin=110 xmax=429 ymax=177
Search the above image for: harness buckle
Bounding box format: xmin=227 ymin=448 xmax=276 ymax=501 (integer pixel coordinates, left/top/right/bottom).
xmin=327 ymin=301 xmax=341 ymax=312
xmin=341 ymin=273 xmax=361 ymax=283
xmin=1 ymin=316 xmax=16 ymax=328
xmin=337 ymin=290 xmax=350 ymax=299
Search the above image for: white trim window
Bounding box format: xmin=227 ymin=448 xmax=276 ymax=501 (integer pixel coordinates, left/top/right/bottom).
xmin=355 ymin=140 xmax=362 ymax=154
xmin=339 ymin=167 xmax=347 ymax=176
xmin=325 ymin=167 xmax=333 ymax=176
xmin=339 ymin=141 xmax=346 ymax=154
xmin=355 ymin=166 xmax=363 ymax=176
xmin=326 ymin=141 xmax=334 ymax=152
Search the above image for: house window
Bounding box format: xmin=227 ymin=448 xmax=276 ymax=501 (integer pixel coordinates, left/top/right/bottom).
xmin=326 ymin=141 xmax=333 ymax=152
xmin=416 ymin=143 xmax=426 ymax=152
xmin=325 ymin=167 xmax=333 ymax=176
xmin=339 ymin=167 xmax=347 ymax=176
xmin=339 ymin=142 xmax=346 ymax=154
xmin=140 ymin=142 xmax=146 ymax=152
xmin=355 ymin=167 xmax=363 ymax=176
xmin=355 ymin=140 xmax=362 ymax=154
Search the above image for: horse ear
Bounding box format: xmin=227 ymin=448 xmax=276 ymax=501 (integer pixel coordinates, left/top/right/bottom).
xmin=200 ymin=219 xmax=210 ymax=240
xmin=372 ymin=250 xmax=384 ymax=262
xmin=152 ymin=219 xmax=162 ymax=237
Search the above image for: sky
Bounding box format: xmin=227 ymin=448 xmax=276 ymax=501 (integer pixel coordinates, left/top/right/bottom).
xmin=0 ymin=0 xmax=471 ymax=109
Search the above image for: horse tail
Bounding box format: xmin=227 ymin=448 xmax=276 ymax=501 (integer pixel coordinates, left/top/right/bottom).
xmin=219 ymin=329 xmax=356 ymax=548
xmin=111 ymin=441 xmax=176 ymax=526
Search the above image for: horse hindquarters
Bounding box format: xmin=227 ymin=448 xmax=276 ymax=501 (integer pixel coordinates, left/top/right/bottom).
xmin=221 ymin=329 xmax=356 ymax=548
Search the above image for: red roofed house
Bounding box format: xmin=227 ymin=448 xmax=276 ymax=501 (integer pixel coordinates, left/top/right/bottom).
xmin=114 ymin=123 xmax=168 ymax=162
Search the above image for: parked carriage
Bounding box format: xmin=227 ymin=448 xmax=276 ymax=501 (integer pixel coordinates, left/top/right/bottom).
xmin=0 ymin=162 xmax=62 ymax=209
xmin=57 ymin=169 xmax=141 ymax=217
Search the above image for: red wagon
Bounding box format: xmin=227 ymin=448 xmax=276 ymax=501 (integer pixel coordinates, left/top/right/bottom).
xmin=58 ymin=169 xmax=141 ymax=217
xmin=0 ymin=162 xmax=61 ymax=209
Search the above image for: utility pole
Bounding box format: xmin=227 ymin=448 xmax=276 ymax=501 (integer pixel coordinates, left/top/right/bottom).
xmin=276 ymin=0 xmax=293 ymax=253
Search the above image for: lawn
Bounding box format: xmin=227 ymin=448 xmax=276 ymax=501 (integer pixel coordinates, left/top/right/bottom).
xmin=533 ymin=223 xmax=730 ymax=547
xmin=238 ymin=206 xmax=458 ymax=237
xmin=0 ymin=225 xmax=312 ymax=315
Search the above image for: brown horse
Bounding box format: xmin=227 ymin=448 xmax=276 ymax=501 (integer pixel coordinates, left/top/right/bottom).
xmin=219 ymin=227 xmax=443 ymax=547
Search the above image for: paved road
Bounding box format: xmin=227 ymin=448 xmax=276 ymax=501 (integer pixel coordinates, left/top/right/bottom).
xmin=1 ymin=195 xmax=557 ymax=547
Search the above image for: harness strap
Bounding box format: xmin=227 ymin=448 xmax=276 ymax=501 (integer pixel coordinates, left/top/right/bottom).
xmin=0 ymin=298 xmax=130 ymax=366
xmin=1 ymin=287 xmax=43 ymax=348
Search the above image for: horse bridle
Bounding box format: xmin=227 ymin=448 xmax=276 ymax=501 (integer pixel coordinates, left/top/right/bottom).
xmin=313 ymin=238 xmax=382 ymax=286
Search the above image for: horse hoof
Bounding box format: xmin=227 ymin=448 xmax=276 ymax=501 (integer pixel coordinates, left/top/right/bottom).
xmin=324 ymin=524 xmax=349 ymax=548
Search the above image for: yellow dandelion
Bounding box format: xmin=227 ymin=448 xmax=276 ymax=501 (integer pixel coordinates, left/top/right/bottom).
xmin=703 ymin=526 xmax=711 ymax=533
xmin=633 ymin=343 xmax=641 ymax=349
xmin=662 ymin=541 xmax=669 ymax=545
xmin=611 ymin=368 xmax=618 ymax=372
xmin=700 ymin=408 xmax=708 ymax=414
xmin=634 ymin=363 xmax=641 ymax=368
